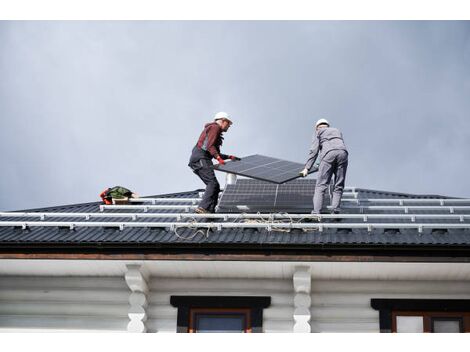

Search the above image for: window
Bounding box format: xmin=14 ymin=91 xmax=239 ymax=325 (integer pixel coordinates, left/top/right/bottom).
xmin=189 ymin=308 xmax=251 ymax=333
xmin=170 ymin=296 xmax=271 ymax=333
xmin=371 ymin=299 xmax=470 ymax=333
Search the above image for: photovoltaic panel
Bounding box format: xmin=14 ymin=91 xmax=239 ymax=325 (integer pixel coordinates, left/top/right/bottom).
xmin=213 ymin=154 xmax=315 ymax=184
xmin=217 ymin=179 xmax=331 ymax=213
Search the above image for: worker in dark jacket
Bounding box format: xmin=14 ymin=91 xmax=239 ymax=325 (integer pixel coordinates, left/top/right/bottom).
xmin=189 ymin=112 xmax=240 ymax=214
xmin=300 ymin=118 xmax=349 ymax=215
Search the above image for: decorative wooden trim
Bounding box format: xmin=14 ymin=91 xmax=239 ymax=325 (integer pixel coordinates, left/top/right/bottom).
xmin=170 ymin=296 xmax=271 ymax=333
xmin=125 ymin=264 xmax=149 ymax=333
xmin=293 ymin=267 xmax=311 ymax=333
xmin=371 ymin=299 xmax=470 ymax=333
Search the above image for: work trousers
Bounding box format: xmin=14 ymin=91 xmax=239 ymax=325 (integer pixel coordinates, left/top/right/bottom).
xmin=189 ymin=158 xmax=220 ymax=212
xmin=313 ymin=149 xmax=348 ymax=214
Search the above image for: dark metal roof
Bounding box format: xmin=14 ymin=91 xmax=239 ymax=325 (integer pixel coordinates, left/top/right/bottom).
xmin=1 ymin=185 xmax=470 ymax=257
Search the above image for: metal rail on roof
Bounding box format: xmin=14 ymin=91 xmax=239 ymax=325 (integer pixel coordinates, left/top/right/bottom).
xmin=99 ymin=204 xmax=470 ymax=213
xmin=131 ymin=197 xmax=470 ymax=205
xmin=0 ymin=220 xmax=469 ymax=233
xmin=1 ymin=211 xmax=470 ymax=222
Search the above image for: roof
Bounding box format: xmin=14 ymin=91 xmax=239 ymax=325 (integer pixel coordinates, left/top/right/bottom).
xmin=1 ymin=182 xmax=470 ymax=259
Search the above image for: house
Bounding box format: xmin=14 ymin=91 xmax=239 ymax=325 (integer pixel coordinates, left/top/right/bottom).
xmin=1 ymin=178 xmax=470 ymax=333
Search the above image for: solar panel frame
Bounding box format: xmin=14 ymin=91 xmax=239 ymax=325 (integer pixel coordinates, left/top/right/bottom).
xmin=213 ymin=154 xmax=316 ymax=184
xmin=217 ymin=179 xmax=331 ymax=213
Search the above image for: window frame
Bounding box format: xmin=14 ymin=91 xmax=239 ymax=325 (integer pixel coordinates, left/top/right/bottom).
xmin=170 ymin=296 xmax=271 ymax=333
xmin=371 ymin=299 xmax=470 ymax=333
xmin=188 ymin=307 xmax=252 ymax=333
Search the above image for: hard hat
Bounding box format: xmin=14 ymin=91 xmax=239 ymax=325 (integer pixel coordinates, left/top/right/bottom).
xmin=214 ymin=111 xmax=232 ymax=124
xmin=315 ymin=118 xmax=330 ymax=128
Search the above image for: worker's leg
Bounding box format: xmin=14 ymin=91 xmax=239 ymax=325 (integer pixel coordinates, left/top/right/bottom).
xmin=313 ymin=160 xmax=334 ymax=214
xmin=193 ymin=163 xmax=220 ymax=212
xmin=331 ymin=151 xmax=349 ymax=212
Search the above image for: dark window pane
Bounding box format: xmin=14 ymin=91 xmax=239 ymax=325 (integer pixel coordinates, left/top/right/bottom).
xmin=196 ymin=314 xmax=245 ymax=333
xmin=432 ymin=318 xmax=462 ymax=333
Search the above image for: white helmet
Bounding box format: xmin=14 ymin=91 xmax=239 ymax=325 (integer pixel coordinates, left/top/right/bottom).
xmin=214 ymin=111 xmax=232 ymax=123
xmin=315 ymin=118 xmax=330 ymax=128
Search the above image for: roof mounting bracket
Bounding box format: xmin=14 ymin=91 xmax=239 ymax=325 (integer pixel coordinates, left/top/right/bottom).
xmin=22 ymin=223 xmax=27 ymax=230
xmin=450 ymin=207 xmax=454 ymax=214
xmin=411 ymin=216 xmax=416 ymax=222
xmin=132 ymin=215 xmax=137 ymax=221
xmin=404 ymin=207 xmax=409 ymax=214
xmin=418 ymin=225 xmax=423 ymax=234
xmin=99 ymin=205 xmax=104 ymax=212
xmin=143 ymin=206 xmax=148 ymax=213
xmin=119 ymin=224 xmax=124 ymax=231
xmin=363 ymin=215 xmax=368 ymax=222
xmin=40 ymin=214 xmax=45 ymax=221
xmin=460 ymin=216 xmax=464 ymax=222
xmin=367 ymin=225 xmax=372 ymax=233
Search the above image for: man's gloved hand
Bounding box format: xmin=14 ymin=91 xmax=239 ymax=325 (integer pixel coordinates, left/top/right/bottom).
xmin=229 ymin=155 xmax=241 ymax=161
xmin=299 ymin=168 xmax=309 ymax=177
xmin=216 ymin=156 xmax=225 ymax=165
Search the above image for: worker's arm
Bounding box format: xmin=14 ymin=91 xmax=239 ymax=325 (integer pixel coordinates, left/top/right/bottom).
xmin=204 ymin=125 xmax=223 ymax=159
xmin=300 ymin=135 xmax=320 ymax=177
xmin=305 ymin=134 xmax=320 ymax=170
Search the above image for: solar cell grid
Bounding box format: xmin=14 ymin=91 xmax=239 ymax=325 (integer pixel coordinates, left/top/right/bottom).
xmin=214 ymin=154 xmax=314 ymax=184
xmin=217 ymin=179 xmax=330 ymax=213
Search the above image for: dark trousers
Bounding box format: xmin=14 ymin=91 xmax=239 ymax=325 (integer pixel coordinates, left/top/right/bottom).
xmin=189 ymin=158 xmax=220 ymax=212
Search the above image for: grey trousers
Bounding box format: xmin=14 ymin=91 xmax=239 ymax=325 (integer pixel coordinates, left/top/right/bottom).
xmin=313 ymin=149 xmax=348 ymax=214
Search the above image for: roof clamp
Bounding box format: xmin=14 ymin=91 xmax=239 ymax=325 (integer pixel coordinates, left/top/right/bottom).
xmin=360 ymin=207 xmax=364 ymax=214
xmin=460 ymin=215 xmax=464 ymax=223
xmin=40 ymin=214 xmax=46 ymax=221
xmin=176 ymin=214 xmax=182 ymax=221
xmin=399 ymin=200 xmax=404 ymax=206
xmin=99 ymin=205 xmax=104 ymax=212
xmin=367 ymin=224 xmax=372 ymax=233
xmin=217 ymin=224 xmax=222 ymax=231
xmin=440 ymin=200 xmax=445 ymax=206
xmin=170 ymin=224 xmax=176 ymax=232
xmin=223 ymin=215 xmax=228 ymax=221
xmin=318 ymin=224 xmax=323 ymax=232
xmin=143 ymin=206 xmax=148 ymax=213
xmin=152 ymin=200 xmax=156 ymax=205
xmin=192 ymin=199 xmax=197 ymax=205
xmin=69 ymin=224 xmax=75 ymax=231
xmin=22 ymin=223 xmax=27 ymax=230
xmin=404 ymin=207 xmax=409 ymax=214
xmin=418 ymin=225 xmax=423 ymax=234
xmin=185 ymin=207 xmax=190 ymax=213
xmin=119 ymin=224 xmax=124 ymax=231
xmin=449 ymin=207 xmax=454 ymax=214
xmin=363 ymin=215 xmax=368 ymax=222
xmin=132 ymin=215 xmax=137 ymax=221
xmin=267 ymin=224 xmax=272 ymax=232
xmin=411 ymin=216 xmax=416 ymax=223
xmin=85 ymin=215 xmax=90 ymax=221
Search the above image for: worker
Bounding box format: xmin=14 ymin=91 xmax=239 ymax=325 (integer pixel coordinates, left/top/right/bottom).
xmin=188 ymin=112 xmax=240 ymax=214
xmin=300 ymin=118 xmax=348 ymax=215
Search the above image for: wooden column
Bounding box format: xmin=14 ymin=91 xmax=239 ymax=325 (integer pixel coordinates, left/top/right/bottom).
xmin=293 ymin=266 xmax=312 ymax=333
xmin=125 ymin=264 xmax=149 ymax=333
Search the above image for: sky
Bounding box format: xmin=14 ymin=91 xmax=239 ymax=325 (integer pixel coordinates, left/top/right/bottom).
xmin=1 ymin=21 xmax=470 ymax=211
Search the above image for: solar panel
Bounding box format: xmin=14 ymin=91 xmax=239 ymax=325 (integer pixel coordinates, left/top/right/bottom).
xmin=213 ymin=154 xmax=315 ymax=184
xmin=217 ymin=179 xmax=331 ymax=213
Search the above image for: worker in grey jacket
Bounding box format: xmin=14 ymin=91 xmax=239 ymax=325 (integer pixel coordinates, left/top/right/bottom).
xmin=300 ymin=118 xmax=349 ymax=215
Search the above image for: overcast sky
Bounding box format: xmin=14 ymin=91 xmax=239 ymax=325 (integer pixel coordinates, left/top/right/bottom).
xmin=1 ymin=21 xmax=469 ymax=211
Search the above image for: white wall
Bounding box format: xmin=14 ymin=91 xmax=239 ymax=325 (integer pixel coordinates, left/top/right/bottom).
xmin=310 ymin=279 xmax=470 ymax=333
xmin=0 ymin=276 xmax=129 ymax=332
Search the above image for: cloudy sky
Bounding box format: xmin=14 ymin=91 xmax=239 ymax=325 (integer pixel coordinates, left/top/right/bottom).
xmin=1 ymin=21 xmax=469 ymax=211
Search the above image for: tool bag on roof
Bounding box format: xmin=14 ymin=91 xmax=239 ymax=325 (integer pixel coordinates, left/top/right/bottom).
xmin=100 ymin=186 xmax=134 ymax=205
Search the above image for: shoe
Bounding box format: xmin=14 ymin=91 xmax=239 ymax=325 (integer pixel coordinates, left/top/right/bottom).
xmin=195 ymin=207 xmax=211 ymax=214
xmin=330 ymin=209 xmax=341 ymax=222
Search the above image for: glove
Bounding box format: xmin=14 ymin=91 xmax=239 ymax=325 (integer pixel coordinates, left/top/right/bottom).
xmin=216 ymin=156 xmax=225 ymax=165
xmin=229 ymin=155 xmax=241 ymax=161
xmin=299 ymin=168 xmax=308 ymax=177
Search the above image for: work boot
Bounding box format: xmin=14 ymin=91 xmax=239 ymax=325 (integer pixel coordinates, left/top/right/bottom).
xmin=330 ymin=209 xmax=341 ymax=222
xmin=195 ymin=207 xmax=211 ymax=214
xmin=303 ymin=211 xmax=321 ymax=223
